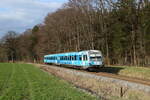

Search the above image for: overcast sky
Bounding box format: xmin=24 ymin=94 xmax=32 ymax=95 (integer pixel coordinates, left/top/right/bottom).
xmin=0 ymin=0 xmax=68 ymax=38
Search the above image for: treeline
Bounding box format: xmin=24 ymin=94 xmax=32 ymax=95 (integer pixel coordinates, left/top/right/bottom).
xmin=0 ymin=0 xmax=150 ymax=66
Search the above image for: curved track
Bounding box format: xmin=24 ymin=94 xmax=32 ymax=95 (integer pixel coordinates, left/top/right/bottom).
xmin=84 ymin=71 xmax=150 ymax=86
xmin=41 ymin=64 xmax=150 ymax=87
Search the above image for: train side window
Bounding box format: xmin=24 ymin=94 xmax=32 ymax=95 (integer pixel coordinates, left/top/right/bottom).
xmin=65 ymin=56 xmax=67 ymax=60
xmin=85 ymin=55 xmax=87 ymax=60
xmin=74 ymin=55 xmax=76 ymax=60
xmin=83 ymin=55 xmax=87 ymax=61
xmin=79 ymin=56 xmax=82 ymax=60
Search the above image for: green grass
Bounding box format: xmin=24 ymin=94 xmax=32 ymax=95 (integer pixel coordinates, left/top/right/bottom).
xmin=111 ymin=65 xmax=150 ymax=80
xmin=0 ymin=63 xmax=98 ymax=100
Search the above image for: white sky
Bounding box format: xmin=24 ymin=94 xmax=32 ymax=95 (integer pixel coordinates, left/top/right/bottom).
xmin=0 ymin=0 xmax=68 ymax=37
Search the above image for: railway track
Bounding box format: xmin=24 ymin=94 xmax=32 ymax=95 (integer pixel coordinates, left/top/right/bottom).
xmin=40 ymin=64 xmax=150 ymax=87
xmin=83 ymin=71 xmax=150 ymax=86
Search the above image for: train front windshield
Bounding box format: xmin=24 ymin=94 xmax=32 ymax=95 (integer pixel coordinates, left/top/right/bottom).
xmin=90 ymin=56 xmax=102 ymax=61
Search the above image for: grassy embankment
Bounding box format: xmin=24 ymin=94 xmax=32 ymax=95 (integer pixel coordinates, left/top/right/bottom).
xmin=108 ymin=65 xmax=150 ymax=80
xmin=0 ymin=63 xmax=98 ymax=100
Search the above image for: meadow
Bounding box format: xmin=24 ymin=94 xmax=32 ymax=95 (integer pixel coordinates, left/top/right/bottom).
xmin=111 ymin=65 xmax=150 ymax=80
xmin=0 ymin=63 xmax=98 ymax=100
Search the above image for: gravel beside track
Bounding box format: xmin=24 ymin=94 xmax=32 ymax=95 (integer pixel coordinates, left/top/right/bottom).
xmin=38 ymin=64 xmax=150 ymax=94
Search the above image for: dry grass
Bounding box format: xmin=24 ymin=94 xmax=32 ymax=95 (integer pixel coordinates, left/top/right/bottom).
xmin=37 ymin=65 xmax=150 ymax=100
xmin=110 ymin=65 xmax=150 ymax=80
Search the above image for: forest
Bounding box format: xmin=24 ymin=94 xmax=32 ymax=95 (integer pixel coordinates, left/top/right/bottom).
xmin=0 ymin=0 xmax=150 ymax=66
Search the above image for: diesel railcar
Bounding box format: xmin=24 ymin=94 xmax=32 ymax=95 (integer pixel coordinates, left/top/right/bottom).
xmin=44 ymin=50 xmax=104 ymax=69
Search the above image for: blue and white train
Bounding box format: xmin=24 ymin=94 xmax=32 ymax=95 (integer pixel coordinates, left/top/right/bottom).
xmin=44 ymin=50 xmax=104 ymax=69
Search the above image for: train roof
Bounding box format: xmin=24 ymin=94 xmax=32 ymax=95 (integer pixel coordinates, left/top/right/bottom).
xmin=44 ymin=50 xmax=101 ymax=57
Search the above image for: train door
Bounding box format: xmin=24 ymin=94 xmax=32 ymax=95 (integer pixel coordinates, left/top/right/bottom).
xmin=82 ymin=53 xmax=88 ymax=67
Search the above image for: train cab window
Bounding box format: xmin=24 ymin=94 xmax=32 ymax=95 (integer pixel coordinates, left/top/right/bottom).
xmin=70 ymin=56 xmax=71 ymax=61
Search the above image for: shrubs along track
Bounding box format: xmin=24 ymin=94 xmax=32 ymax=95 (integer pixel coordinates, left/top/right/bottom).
xmin=0 ymin=63 xmax=98 ymax=100
xmin=37 ymin=64 xmax=150 ymax=100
